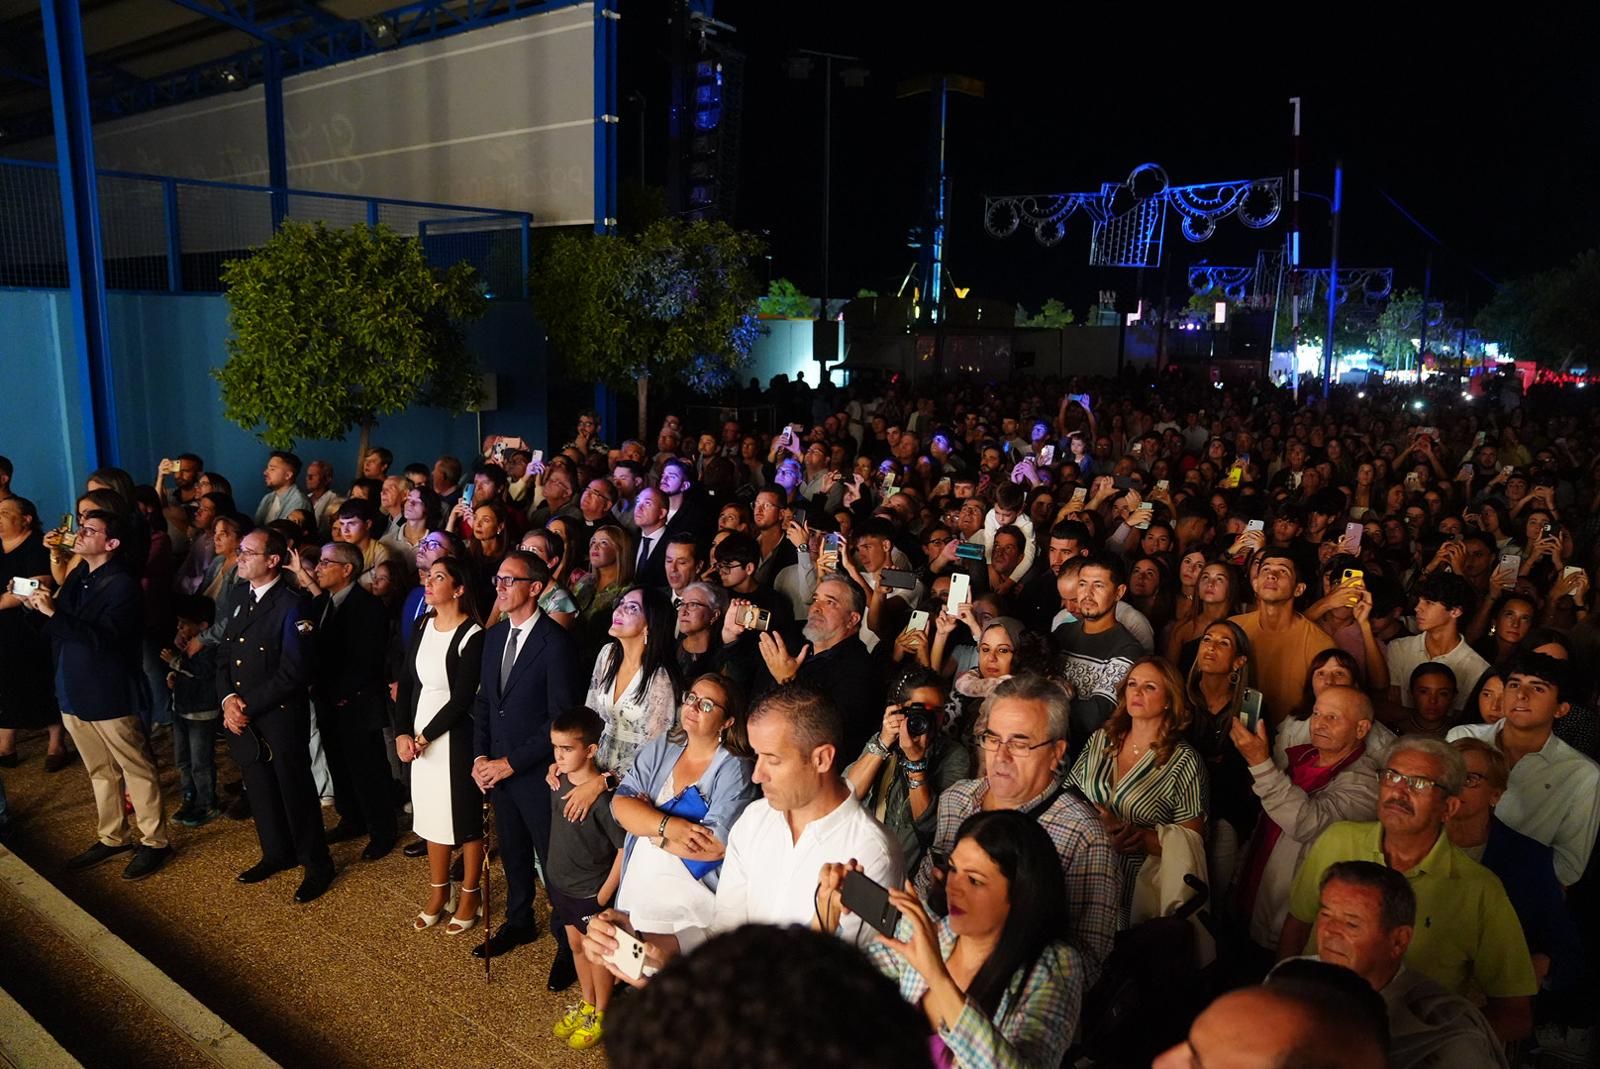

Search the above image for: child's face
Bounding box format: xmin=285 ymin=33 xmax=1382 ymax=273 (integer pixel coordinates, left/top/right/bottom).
xmin=550 ymin=730 xmax=594 ymax=776
xmin=174 ymin=618 xmax=203 ymax=645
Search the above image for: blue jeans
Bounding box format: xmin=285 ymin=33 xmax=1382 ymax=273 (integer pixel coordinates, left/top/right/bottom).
xmin=172 ymin=715 xmax=218 ymax=810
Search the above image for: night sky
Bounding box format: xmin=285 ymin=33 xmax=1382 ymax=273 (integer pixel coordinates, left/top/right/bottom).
xmin=620 ymin=4 xmax=1600 ymax=315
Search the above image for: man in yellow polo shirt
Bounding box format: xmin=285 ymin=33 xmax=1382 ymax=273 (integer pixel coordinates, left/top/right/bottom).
xmin=1279 ymin=735 xmax=1535 ymax=1044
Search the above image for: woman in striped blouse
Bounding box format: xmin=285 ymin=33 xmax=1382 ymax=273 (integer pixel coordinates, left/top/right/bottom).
xmin=1066 ymin=656 xmax=1207 ymax=921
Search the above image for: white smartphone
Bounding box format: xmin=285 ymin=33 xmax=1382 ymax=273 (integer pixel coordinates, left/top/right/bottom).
xmin=1039 ymin=445 xmax=1056 ymax=466
xmin=1497 ymin=553 xmax=1520 ymax=583
xmin=8 ymin=577 xmax=40 ymax=598
xmin=1071 ymin=487 xmax=1087 ymax=504
xmin=604 ymin=926 xmax=649 ymax=982
xmin=1133 ymin=503 xmax=1154 ymax=530
xmin=1563 ymin=566 xmax=1585 ymax=583
xmin=946 ymin=572 xmax=971 ymax=616
xmin=1246 ymin=519 xmax=1265 ymax=533
xmin=907 ymin=609 xmax=930 ymax=633
xmin=1155 ymin=479 xmax=1169 ymax=493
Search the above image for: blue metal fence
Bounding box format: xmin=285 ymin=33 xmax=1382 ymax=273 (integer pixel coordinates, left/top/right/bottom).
xmin=0 ymin=156 xmax=532 ymax=298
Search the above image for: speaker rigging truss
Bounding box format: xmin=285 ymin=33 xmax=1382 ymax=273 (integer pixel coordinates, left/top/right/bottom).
xmin=985 ymin=163 xmax=1282 ymax=268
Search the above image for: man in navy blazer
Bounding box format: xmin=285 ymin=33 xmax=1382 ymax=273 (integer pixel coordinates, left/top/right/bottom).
xmin=472 ymin=549 xmax=583 ymax=982
xmin=29 ymin=509 xmax=171 ymax=881
xmin=217 ymin=529 xmax=335 ymax=903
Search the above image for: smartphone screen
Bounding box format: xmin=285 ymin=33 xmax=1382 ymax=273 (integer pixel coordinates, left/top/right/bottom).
xmin=1071 ymin=487 xmax=1087 ymax=503
xmin=946 ymin=572 xmax=971 ymax=616
xmin=1497 ymin=554 xmax=1520 ymax=582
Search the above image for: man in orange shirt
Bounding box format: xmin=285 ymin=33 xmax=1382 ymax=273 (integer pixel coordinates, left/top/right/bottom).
xmin=1231 ymin=547 xmax=1336 ymax=725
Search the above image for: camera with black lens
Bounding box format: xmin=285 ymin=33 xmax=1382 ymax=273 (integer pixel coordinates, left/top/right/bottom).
xmin=903 ymin=703 xmax=932 ymax=739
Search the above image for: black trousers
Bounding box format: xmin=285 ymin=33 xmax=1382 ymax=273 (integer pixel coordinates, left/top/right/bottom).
xmin=316 ymin=697 xmax=397 ymax=846
xmin=226 ymin=702 xmax=332 ymax=873
xmin=492 ymin=774 xmax=552 ymax=933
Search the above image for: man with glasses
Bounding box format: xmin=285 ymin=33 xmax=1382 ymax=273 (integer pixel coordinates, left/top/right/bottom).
xmin=577 ymin=478 xmax=618 ymax=536
xmin=910 ymin=673 xmax=1118 ymax=986
xmin=1280 ymin=736 xmax=1536 ymax=1042
xmin=472 ymin=551 xmax=584 ymax=984
xmin=217 ymin=528 xmax=334 ymax=902
xmin=25 ymin=510 xmax=172 ymax=881
xmin=302 ymin=541 xmax=398 ymax=861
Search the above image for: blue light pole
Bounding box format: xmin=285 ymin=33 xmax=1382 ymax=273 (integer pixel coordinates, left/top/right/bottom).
xmin=41 ymin=0 xmax=118 ymax=468
xmin=1320 ymin=160 xmax=1342 ymax=398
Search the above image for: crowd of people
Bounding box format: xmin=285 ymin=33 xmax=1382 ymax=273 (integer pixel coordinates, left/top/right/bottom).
xmin=1 ymin=366 xmax=1597 ymax=1066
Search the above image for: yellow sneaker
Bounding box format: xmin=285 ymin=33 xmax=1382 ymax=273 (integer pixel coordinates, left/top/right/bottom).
xmin=568 ymin=1009 xmax=604 ymax=1050
xmin=553 ymin=1001 xmax=594 ymax=1039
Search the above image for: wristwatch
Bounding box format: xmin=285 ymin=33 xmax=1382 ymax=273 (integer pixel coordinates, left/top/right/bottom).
xmin=866 ymin=736 xmax=893 ymax=759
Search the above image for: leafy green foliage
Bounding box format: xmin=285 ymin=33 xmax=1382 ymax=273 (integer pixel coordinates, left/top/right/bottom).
xmin=1016 ymin=298 xmax=1076 ymax=328
xmin=531 ymin=218 xmax=765 ymax=424
xmin=758 ymin=278 xmax=815 ymax=318
xmin=214 ymin=221 xmax=487 ymax=449
xmin=1369 ymin=289 xmax=1428 ymax=366
xmin=1476 ymin=250 xmax=1600 ymax=368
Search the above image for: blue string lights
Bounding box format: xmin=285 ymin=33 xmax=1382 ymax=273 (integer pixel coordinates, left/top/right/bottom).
xmin=985 ymin=163 xmax=1283 ymax=268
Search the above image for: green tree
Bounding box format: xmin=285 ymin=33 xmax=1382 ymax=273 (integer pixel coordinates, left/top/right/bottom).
xmin=214 ymin=221 xmax=486 ymax=469
xmin=1476 ymin=250 xmax=1600 ymax=368
xmin=1016 ymin=298 xmax=1076 ymax=328
xmin=1369 ymin=289 xmax=1427 ymax=367
xmin=758 ymin=277 xmax=815 ymax=318
xmin=532 ymin=218 xmax=765 ymax=437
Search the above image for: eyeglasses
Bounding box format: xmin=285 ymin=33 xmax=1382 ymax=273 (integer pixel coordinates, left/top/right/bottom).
xmin=418 ymin=539 xmax=445 ymax=550
xmin=679 ymin=600 xmax=714 ymax=612
xmin=924 ymin=536 xmax=951 ymax=546
xmin=236 ymin=548 xmax=268 ymax=559
xmin=490 ymin=575 xmax=533 ymax=588
xmin=977 ymin=733 xmax=1057 ymax=757
xmin=315 ymin=558 xmax=343 ymax=568
xmin=681 ymin=694 xmax=725 ymax=715
xmin=715 ymin=560 xmax=748 ymax=572
xmin=1378 ymin=768 xmax=1449 ymax=795
xmin=78 ymin=525 xmax=106 ymax=538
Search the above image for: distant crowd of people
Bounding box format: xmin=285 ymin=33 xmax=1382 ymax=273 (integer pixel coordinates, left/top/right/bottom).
xmin=1 ymin=367 xmax=1597 ymax=1066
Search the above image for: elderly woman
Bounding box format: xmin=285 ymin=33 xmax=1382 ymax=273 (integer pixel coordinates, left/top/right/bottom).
xmin=844 ymin=668 xmax=972 ymax=872
xmin=674 ymin=580 xmax=727 ymax=678
xmin=817 ymin=811 xmax=1083 ymax=1069
xmin=1067 ymin=656 xmax=1206 ymax=922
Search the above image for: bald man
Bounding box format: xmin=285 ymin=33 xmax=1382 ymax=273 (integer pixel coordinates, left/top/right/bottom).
xmin=1154 ymin=980 xmax=1387 ymax=1069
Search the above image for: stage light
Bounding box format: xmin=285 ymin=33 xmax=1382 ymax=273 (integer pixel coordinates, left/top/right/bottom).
xmin=1213 ymin=301 xmax=1226 ymax=324
xmin=1412 ymin=400 xmax=1424 ymax=409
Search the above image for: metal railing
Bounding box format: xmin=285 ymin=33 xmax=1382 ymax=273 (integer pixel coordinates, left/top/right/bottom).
xmin=0 ymin=157 xmax=531 ymax=299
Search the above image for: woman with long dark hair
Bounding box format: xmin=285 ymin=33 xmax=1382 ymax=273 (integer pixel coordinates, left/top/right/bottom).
xmin=1183 ymin=620 xmax=1257 ymax=896
xmin=1164 ymin=561 xmax=1245 ymax=675
xmin=394 ymin=557 xmax=486 ymax=935
xmin=816 ymin=809 xmax=1081 ymax=1068
xmin=0 ymin=495 xmax=67 ymax=769
xmin=563 ymin=586 xmax=682 ymax=819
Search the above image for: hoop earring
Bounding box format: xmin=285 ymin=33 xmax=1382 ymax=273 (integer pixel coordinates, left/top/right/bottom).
xmin=1228 ymin=670 xmax=1239 ymax=687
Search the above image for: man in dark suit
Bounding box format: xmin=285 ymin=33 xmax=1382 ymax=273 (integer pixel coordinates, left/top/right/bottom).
xmin=472 ymin=550 xmax=583 ymax=986
xmin=630 ymin=486 xmax=670 ymax=589
xmin=217 ymin=528 xmax=334 ymax=903
xmin=29 ymin=509 xmax=171 ymax=880
xmin=303 ymin=541 xmax=397 ymax=859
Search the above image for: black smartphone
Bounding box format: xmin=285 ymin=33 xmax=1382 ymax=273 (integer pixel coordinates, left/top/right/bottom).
xmin=841 ymin=869 xmax=901 ymax=938
xmin=791 ymin=506 xmax=807 ymax=528
xmin=879 ymin=568 xmax=916 ymax=591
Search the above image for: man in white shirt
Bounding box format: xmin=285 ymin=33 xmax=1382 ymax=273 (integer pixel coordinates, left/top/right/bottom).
xmin=1447 ymin=652 xmax=1600 ymax=886
xmin=304 ymin=460 xmax=343 ymax=539
xmin=581 ymin=684 xmax=902 ymax=978
xmin=1384 ymin=572 xmax=1488 ymax=714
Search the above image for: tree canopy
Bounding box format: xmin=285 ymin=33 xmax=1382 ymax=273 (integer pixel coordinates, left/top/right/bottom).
xmin=215 ymin=221 xmax=486 ymax=453
xmin=1476 ymin=249 xmax=1600 ymax=369
xmin=531 ymin=218 xmax=765 ymax=434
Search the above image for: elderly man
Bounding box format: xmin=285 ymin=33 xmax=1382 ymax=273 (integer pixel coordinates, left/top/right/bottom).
xmin=911 ymin=674 xmax=1119 ymax=986
xmin=581 ymin=685 xmax=901 ymax=979
xmin=722 ymin=574 xmax=877 ymax=750
xmin=1280 ymin=736 xmax=1536 ymax=1042
xmin=1232 ymin=684 xmax=1381 ymax=953
xmin=1301 ymin=861 xmax=1508 ymax=1069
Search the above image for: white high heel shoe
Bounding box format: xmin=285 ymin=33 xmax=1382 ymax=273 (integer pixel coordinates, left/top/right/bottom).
xmin=414 ymin=881 xmax=457 ymax=931
xmin=444 ymin=885 xmax=483 ymax=936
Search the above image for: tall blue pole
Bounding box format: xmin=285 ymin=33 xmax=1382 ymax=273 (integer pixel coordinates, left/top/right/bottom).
xmin=41 ymin=0 xmax=118 ymax=468
xmin=1320 ymin=160 xmax=1343 ymax=398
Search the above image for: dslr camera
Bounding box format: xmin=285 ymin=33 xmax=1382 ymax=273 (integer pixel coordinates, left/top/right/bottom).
xmin=902 ymin=703 xmax=933 ymax=739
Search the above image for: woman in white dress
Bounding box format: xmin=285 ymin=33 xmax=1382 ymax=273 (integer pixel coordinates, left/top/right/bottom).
xmin=395 ymin=558 xmax=486 ymax=934
xmin=559 ymin=586 xmax=682 ymax=819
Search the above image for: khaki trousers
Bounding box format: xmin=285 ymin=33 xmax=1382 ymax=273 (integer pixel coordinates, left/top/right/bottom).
xmin=61 ymin=712 xmax=168 ymax=849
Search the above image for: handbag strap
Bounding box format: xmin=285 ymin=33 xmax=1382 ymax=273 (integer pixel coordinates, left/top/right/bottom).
xmin=873 ymin=754 xmax=899 ymax=823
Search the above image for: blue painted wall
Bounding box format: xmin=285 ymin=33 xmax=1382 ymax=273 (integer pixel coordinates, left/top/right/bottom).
xmin=1 ymin=288 xmax=546 ymax=515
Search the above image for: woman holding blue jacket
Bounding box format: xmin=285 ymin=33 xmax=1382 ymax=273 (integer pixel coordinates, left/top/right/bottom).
xmin=610 ymin=673 xmax=758 ymax=937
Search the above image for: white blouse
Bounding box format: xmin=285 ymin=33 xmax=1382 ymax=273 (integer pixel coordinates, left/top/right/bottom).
xmin=585 ymin=645 xmax=677 ymax=775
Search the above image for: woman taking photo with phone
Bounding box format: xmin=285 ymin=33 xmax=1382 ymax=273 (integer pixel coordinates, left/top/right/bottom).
xmin=1182 ymin=620 xmax=1257 ymax=896
xmin=817 ymin=810 xmax=1079 ymax=1069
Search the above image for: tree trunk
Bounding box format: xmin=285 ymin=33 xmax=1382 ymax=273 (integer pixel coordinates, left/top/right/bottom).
xmin=354 ymin=419 xmax=373 ymax=483
xmin=636 ymin=372 xmax=650 ymax=441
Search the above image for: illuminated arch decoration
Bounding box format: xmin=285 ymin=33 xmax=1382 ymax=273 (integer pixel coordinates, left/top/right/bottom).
xmin=1300 ymin=267 xmax=1394 ymax=306
xmin=1187 ymin=263 xmax=1257 ymax=302
xmin=985 ymin=163 xmax=1282 ymax=268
